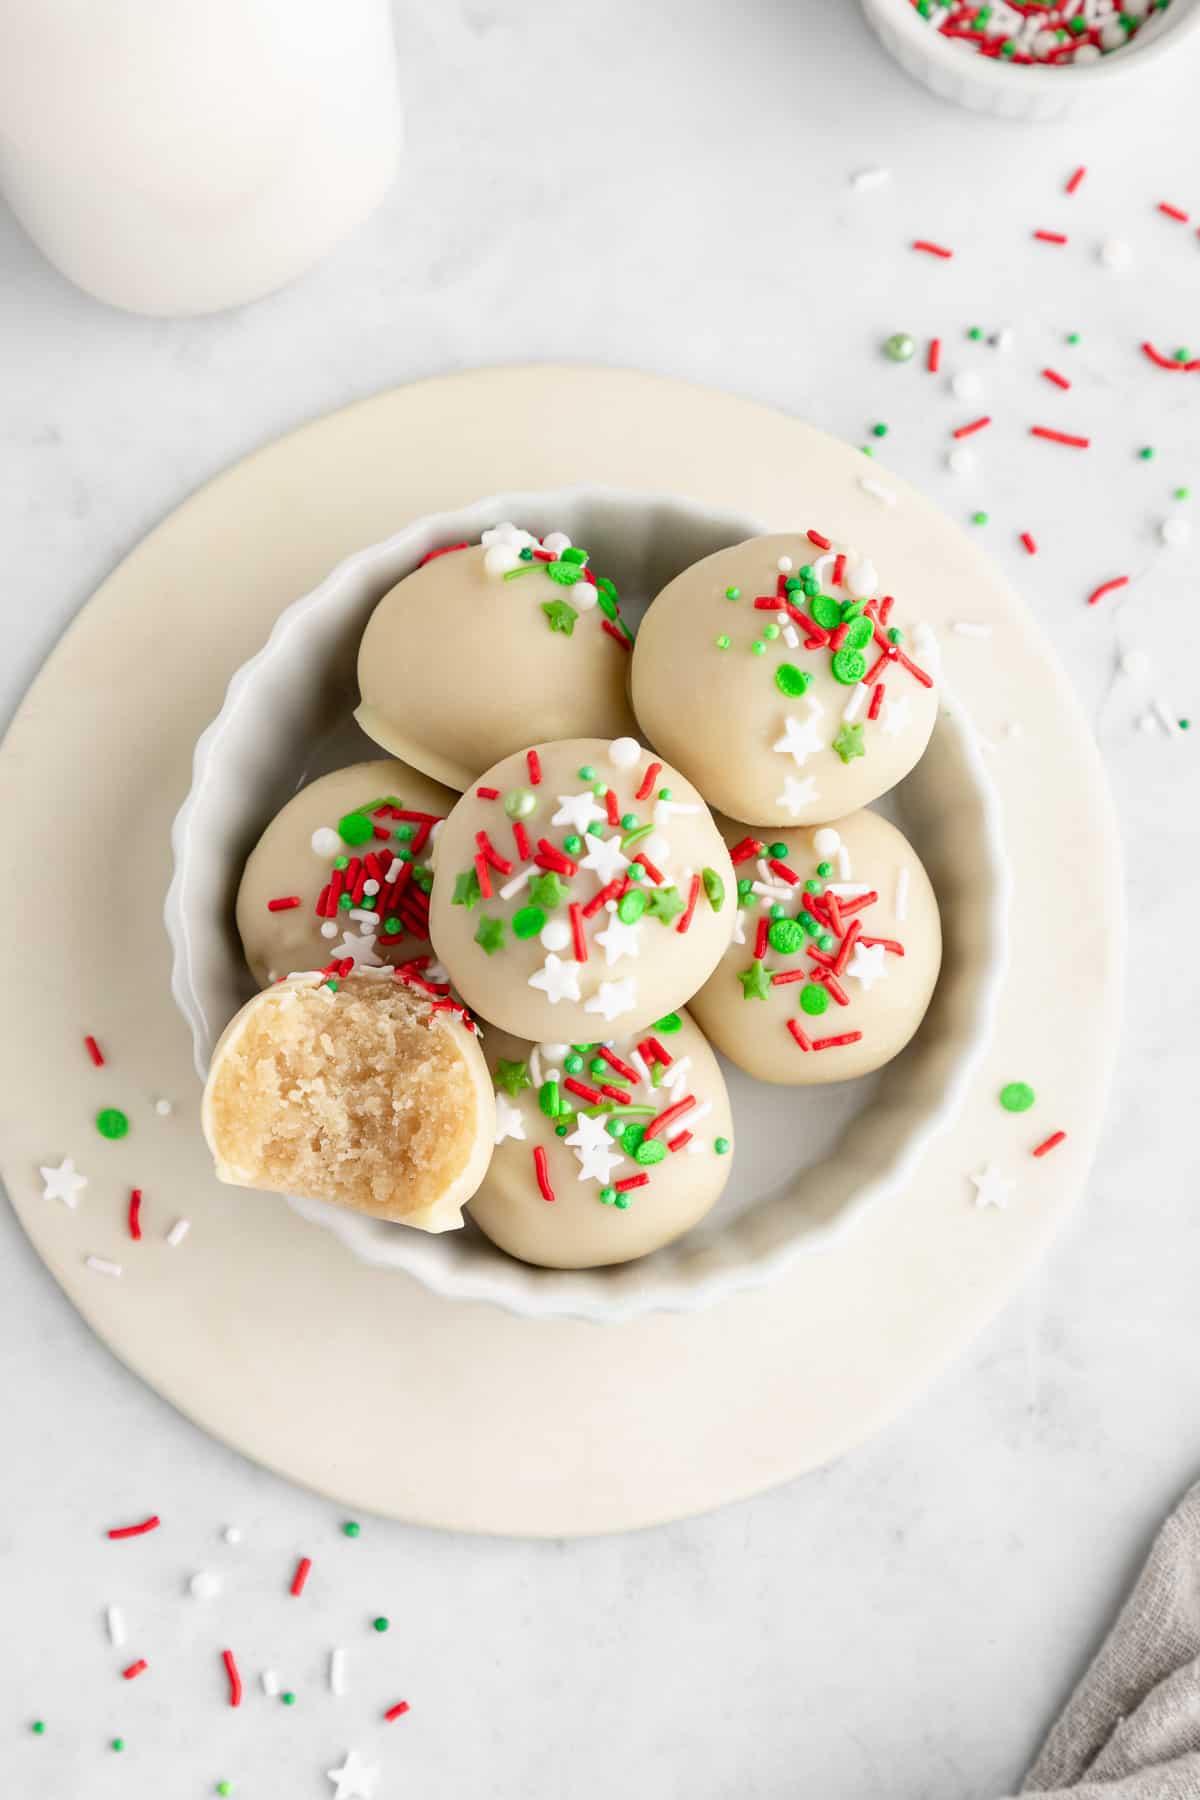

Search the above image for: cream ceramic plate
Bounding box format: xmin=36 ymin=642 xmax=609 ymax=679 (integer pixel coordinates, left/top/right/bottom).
xmin=0 ymin=368 xmax=1120 ymax=1534
xmin=166 ymin=487 xmax=1009 ymax=1321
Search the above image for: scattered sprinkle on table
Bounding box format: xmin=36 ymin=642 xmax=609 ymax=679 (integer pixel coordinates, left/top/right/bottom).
xmin=106 ymin=1604 xmax=127 ymax=1646
xmin=108 ymin=1515 xmax=160 ymax=1540
xmin=222 ymin=1648 xmax=243 ymax=1708
xmin=1042 ymin=368 xmax=1070 ymax=390
xmin=31 ymin=1720 xmax=46 ymax=1735
xmin=912 ymin=239 xmax=953 ymax=258
xmin=1030 ymin=427 xmax=1090 ymax=449
xmin=1065 ymin=166 xmax=1086 ymax=195
xmin=343 ymin=1520 xmax=361 ymax=1537
xmin=1033 ymin=1130 xmax=1068 ymax=1157
xmin=121 ymin=1659 xmax=148 ymax=1681
xmin=84 ymin=1035 xmax=105 ymax=1067
xmin=127 ymin=1188 xmax=143 ymax=1240
xmin=384 ymin=1701 xmax=411 ymax=1722
xmin=1157 ymin=202 xmax=1189 ymax=223
xmin=290 ymin=1555 xmax=313 ymax=1597
xmin=883 ymin=331 xmax=915 ymax=362
xmin=1000 ymin=1081 xmax=1036 ymax=1113
xmin=1087 ymin=575 xmax=1130 ymax=607
xmin=95 ymin=1107 xmax=130 ymax=1140
xmin=1033 ymin=231 xmax=1068 ymax=245
xmin=372 ymin=1616 xmax=390 ymax=1633
xmin=952 ymin=416 xmax=991 ymax=440
xmin=165 ymin=1217 xmax=191 ymax=1247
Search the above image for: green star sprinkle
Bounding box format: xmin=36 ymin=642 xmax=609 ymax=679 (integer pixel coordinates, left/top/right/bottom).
xmin=832 ymin=722 xmax=865 ymax=764
xmin=452 ymin=868 xmax=481 ymax=909
xmin=529 ymin=871 xmax=571 ymax=909
xmin=495 ymin=1058 xmax=531 ymax=1098
xmin=541 ymin=599 xmax=578 ymax=635
xmin=999 ymin=1081 xmax=1036 ymax=1113
xmin=474 ymin=917 xmax=506 ymax=955
xmin=702 ymin=867 xmax=725 ymax=912
xmin=645 ymin=885 xmax=685 ymax=926
xmin=737 ymin=960 xmax=772 ymax=1001
xmin=96 ymin=1108 xmax=129 ymax=1140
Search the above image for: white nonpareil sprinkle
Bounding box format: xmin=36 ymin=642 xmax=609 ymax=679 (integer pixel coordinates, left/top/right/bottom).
xmin=189 ymin=1570 xmax=222 ymax=1600
xmin=330 ymin=1646 xmax=347 ymax=1697
xmin=261 ymin=1669 xmax=281 ymax=1697
xmin=950 ymin=369 xmax=983 ymax=402
xmin=223 ymin=1526 xmax=242 ymax=1546
xmin=1160 ymin=515 xmax=1191 ymax=548
xmin=1120 ymin=647 xmax=1151 ymax=680
xmin=947 ymin=445 xmax=976 ymax=477
xmin=952 ymin=621 xmax=993 ymax=638
xmin=154 ymin=1098 xmax=173 ymax=1116
xmin=990 ymin=326 xmax=1015 ymax=352
xmin=777 ymin=555 xmax=793 ymax=573
xmin=85 ymin=1255 xmax=122 ymax=1278
xmin=859 ymin=476 xmax=896 ymax=506
xmin=311 ymin=826 xmax=341 ymax=857
xmin=165 ymin=1218 xmax=191 ymax=1248
xmin=539 ymin=918 xmax=571 ymax=952
xmin=1099 ymin=237 xmax=1132 ymax=271
xmin=846 ymin=556 xmax=877 ymax=599
xmin=608 ymin=736 xmax=642 ymax=768
xmin=895 ymin=866 xmax=911 ymax=921
xmin=851 ymin=165 xmax=891 ymax=191
xmin=321 ymin=921 xmax=338 ymax=939
xmin=106 ymin=1604 xmax=126 ymax=1648
xmin=812 ymin=827 xmax=841 ymax=858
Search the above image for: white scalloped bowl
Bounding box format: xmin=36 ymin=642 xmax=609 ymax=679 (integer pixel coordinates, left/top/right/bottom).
xmin=166 ymin=488 xmax=1009 ymax=1322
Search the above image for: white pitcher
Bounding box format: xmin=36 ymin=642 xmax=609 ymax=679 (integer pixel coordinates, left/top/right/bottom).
xmin=0 ymin=0 xmax=400 ymax=316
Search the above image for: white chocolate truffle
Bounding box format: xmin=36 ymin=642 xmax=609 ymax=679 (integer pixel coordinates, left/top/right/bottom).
xmin=202 ymin=972 xmax=493 ymax=1231
xmin=355 ymin=538 xmax=638 ymax=790
xmin=472 ymin=1012 xmax=733 ymax=1269
xmin=688 ymin=809 xmax=941 ymax=1085
xmin=631 ymin=533 xmax=939 ymax=825
xmin=428 ymin=738 xmax=736 ymax=1041
xmin=236 ymin=760 xmax=457 ymax=987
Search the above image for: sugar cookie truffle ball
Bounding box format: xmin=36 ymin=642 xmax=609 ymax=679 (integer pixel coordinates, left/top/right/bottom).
xmin=428 ymin=738 xmax=736 ymax=1042
xmin=202 ymin=972 xmax=493 ymax=1231
xmin=472 ymin=1012 xmax=733 ymax=1269
xmin=631 ymin=532 xmax=940 ymax=825
xmin=689 ymin=810 xmax=940 ymax=1084
xmin=236 ymin=760 xmax=458 ymax=986
xmin=355 ymin=528 xmax=639 ymax=790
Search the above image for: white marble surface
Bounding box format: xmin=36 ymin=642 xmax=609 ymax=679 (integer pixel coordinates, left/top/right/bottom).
xmin=2 ymin=4 xmax=1199 ymax=1796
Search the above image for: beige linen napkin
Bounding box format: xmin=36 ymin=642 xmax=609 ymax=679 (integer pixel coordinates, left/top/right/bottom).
xmin=1009 ymin=1481 xmax=1200 ymax=1799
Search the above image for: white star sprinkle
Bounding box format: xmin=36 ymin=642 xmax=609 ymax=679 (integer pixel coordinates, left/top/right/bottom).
xmin=775 ymin=775 xmax=819 ymax=817
xmin=326 ymin=1749 xmax=379 ymax=1799
xmin=580 ymin=834 xmax=629 ymax=884
xmin=551 ymin=790 xmax=607 ymax=834
xmin=528 ymin=953 xmax=583 ymax=1006
xmin=773 ymin=707 xmax=826 ymax=767
xmin=881 ymin=693 xmax=912 ymax=737
xmin=970 ymin=1163 xmax=1015 ymax=1210
xmin=845 ymin=941 xmax=890 ymax=992
xmin=584 ymin=978 xmax=637 ymax=1023
xmin=333 ymin=927 xmax=383 ymax=967
xmin=494 ymin=1093 xmax=526 ymax=1145
xmin=40 ymin=1156 xmax=88 ymax=1208
xmin=595 ymin=914 xmax=643 ymax=966
xmin=565 ymin=1112 xmax=625 ymax=1184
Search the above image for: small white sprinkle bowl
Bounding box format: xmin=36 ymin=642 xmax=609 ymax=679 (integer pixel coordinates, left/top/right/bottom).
xmin=860 ymin=0 xmax=1200 ymax=119
xmin=165 ymin=488 xmax=1009 ymax=1323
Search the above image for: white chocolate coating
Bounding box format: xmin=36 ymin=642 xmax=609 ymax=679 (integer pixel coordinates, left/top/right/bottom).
xmin=428 ymin=737 xmax=736 ymax=1041
xmin=470 ymin=1012 xmax=733 ymax=1269
xmin=631 ymin=532 xmax=940 ymax=825
xmin=236 ymin=759 xmax=458 ymax=987
xmin=689 ymin=809 xmax=941 ymax=1084
xmin=355 ymin=536 xmax=638 ymax=790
